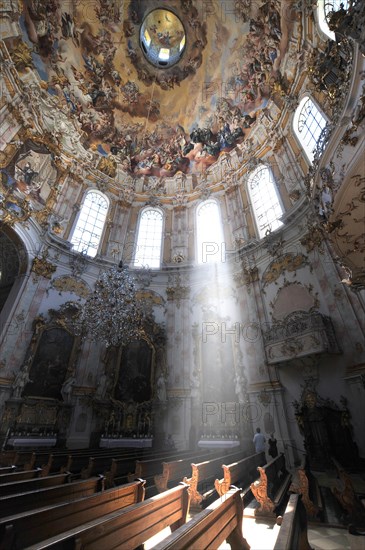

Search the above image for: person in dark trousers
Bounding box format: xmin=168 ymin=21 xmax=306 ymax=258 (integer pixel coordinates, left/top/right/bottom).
xmin=268 ymin=433 xmax=278 ymax=459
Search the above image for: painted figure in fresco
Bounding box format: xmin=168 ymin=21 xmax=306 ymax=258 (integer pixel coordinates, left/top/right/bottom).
xmin=12 ymin=357 xmax=33 ymax=398
xmin=20 ymin=162 xmax=38 ymax=186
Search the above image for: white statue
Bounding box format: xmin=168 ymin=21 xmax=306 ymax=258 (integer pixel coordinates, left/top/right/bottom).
xmin=156 ymin=372 xmax=167 ymax=402
xmin=234 ymin=372 xmax=245 ymax=403
xmin=12 ymin=357 xmax=32 ymax=398
xmin=94 ymin=371 xmax=108 ymax=400
xmin=61 ymin=373 xmax=76 ymax=403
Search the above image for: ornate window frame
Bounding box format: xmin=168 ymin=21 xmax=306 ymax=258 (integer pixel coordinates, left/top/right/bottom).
xmin=70 ymin=189 xmax=109 ymax=258
xmin=293 ymin=95 xmax=328 ymax=164
xmin=247 ymin=164 xmax=284 ymax=239
xmin=196 ymin=198 xmax=225 ymax=264
xmin=133 ymin=206 xmax=164 ymax=269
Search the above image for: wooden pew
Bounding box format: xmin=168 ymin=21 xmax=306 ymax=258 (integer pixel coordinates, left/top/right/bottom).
xmin=0 ymin=466 xmax=17 ymax=474
xmin=67 ymin=447 xmax=154 ymax=477
xmin=41 ymin=453 xmax=72 ymax=476
xmin=80 ymin=455 xmax=123 ymax=480
xmin=104 ymin=449 xmax=185 ymax=488
xmin=214 ymin=451 xmax=266 ymax=498
xmin=105 ymin=456 xmax=142 ymax=488
xmin=152 ymin=486 xmax=250 ymax=550
xmin=289 ymin=456 xmax=322 ymax=520
xmin=0 ymin=476 xmax=104 ymax=517
xmin=14 ymin=451 xmax=36 ymax=469
xmin=250 ymin=453 xmax=291 ymax=518
xmin=331 ymin=457 xmax=365 ymax=524
xmin=273 ymin=493 xmax=312 ymax=550
xmin=0 ymin=472 xmax=70 ymax=497
xmin=0 ymin=479 xmax=145 ymax=550
xmin=23 ymin=482 xmax=191 ymax=550
xmin=24 ymin=448 xmax=137 ymax=474
xmin=0 ymin=468 xmax=42 ymax=484
xmin=154 ymin=451 xmax=214 ymax=493
xmin=183 ymin=450 xmax=244 ymax=508
xmin=127 ymin=450 xmax=196 ymax=497
xmin=0 ymin=450 xmax=17 ymax=467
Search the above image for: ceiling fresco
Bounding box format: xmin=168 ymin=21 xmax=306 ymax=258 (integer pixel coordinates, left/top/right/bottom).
xmin=11 ymin=0 xmax=296 ymax=178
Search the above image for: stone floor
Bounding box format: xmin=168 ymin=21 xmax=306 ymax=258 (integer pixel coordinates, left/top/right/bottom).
xmin=145 ymin=516 xmax=365 ymax=549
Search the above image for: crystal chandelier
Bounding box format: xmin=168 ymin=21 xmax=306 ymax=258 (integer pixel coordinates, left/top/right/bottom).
xmin=78 ymin=262 xmax=144 ymax=348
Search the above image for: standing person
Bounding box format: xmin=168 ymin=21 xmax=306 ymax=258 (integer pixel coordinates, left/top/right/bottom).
xmin=253 ymin=427 xmax=266 ymax=453
xmin=268 ymin=433 xmax=278 ymax=458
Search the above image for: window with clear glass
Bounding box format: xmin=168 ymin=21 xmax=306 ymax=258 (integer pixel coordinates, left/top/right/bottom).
xmin=247 ymin=165 xmax=283 ymax=238
xmin=317 ymin=0 xmax=349 ymax=40
xmin=70 ymin=191 xmax=108 ymax=257
xmin=293 ymin=96 xmax=327 ymax=163
xmin=134 ymin=208 xmax=163 ymax=268
xmin=196 ymin=200 xmax=224 ymax=264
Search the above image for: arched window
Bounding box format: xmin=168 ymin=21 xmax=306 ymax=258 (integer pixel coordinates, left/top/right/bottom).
xmin=134 ymin=208 xmax=163 ymax=268
xmin=196 ymin=200 xmax=224 ymax=264
xmin=70 ymin=190 xmax=108 ymax=258
xmin=317 ymin=0 xmax=349 ymax=40
xmin=247 ymin=165 xmax=283 ymax=238
xmin=293 ymin=96 xmax=327 ymax=163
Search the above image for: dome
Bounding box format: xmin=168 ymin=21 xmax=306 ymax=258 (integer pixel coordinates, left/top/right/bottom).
xmin=140 ymin=8 xmax=186 ymax=68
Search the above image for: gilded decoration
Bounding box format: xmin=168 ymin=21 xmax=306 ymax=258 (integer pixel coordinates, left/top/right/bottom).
xmin=31 ymin=256 xmax=57 ymax=280
xmin=51 ymin=276 xmax=90 ymax=299
xmin=262 ymin=253 xmax=309 ymax=286
xmin=234 ymin=264 xmax=259 ymax=290
xmin=300 ymin=224 xmax=325 ymax=253
xmin=263 ymin=311 xmax=341 ymax=364
xmin=9 ymin=39 xmax=34 ymax=71
xmin=136 ymin=290 xmax=165 ymax=306
xmin=0 ymin=187 xmax=32 ymax=226
xmin=166 ymin=273 xmax=190 ymax=308
xmin=0 ymin=136 xmax=62 ymax=229
xmin=307 ymin=37 xmax=352 ymax=111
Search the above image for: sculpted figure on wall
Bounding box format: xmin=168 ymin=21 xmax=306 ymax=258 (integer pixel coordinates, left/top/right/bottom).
xmin=61 ymin=372 xmax=76 ymax=403
xmin=12 ymin=356 xmax=33 ymax=398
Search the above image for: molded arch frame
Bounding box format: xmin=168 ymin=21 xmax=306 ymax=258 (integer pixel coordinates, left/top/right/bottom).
xmin=70 ymin=188 xmax=110 ymax=258
xmin=292 ymin=94 xmax=329 ymax=165
xmin=195 ymin=197 xmax=225 ymax=265
xmin=246 ymin=163 xmax=284 ymax=239
xmin=133 ymin=206 xmax=165 ymax=269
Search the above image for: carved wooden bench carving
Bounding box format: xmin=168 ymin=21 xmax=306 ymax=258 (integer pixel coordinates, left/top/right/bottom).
xmin=250 ymin=453 xmax=291 ymax=518
xmin=214 ymin=451 xmax=265 ymax=497
xmin=289 ymin=459 xmax=320 ymax=519
xmin=183 ymin=450 xmax=243 ymax=508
